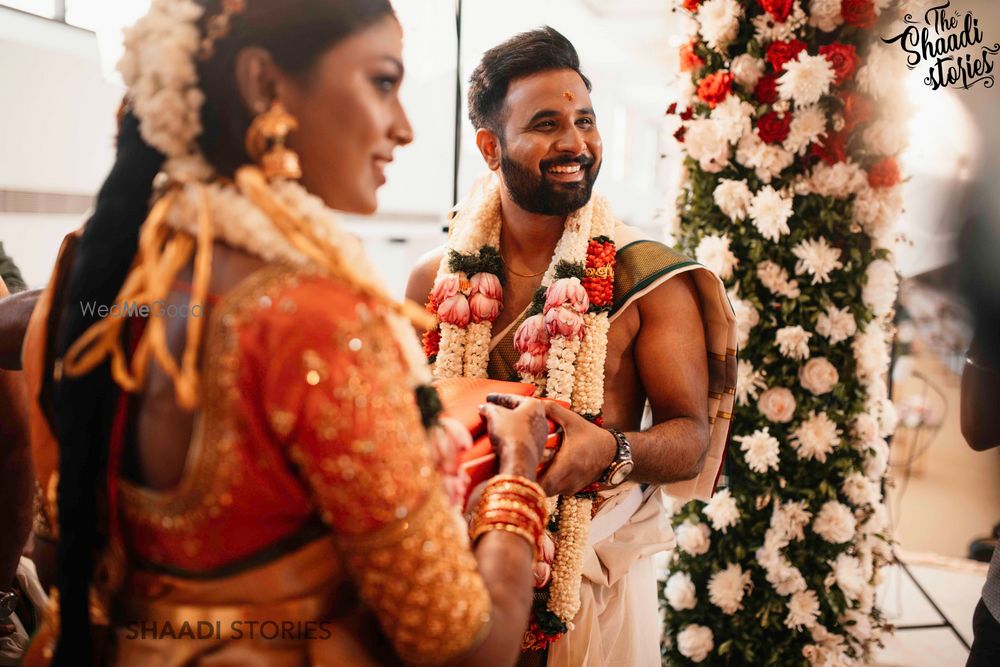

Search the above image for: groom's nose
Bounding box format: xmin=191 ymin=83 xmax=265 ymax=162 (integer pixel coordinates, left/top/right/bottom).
xmin=553 ymin=126 xmax=587 ymax=155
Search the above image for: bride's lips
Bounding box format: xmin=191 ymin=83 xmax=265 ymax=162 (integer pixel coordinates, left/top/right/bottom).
xmin=372 ymin=155 xmax=392 ymax=185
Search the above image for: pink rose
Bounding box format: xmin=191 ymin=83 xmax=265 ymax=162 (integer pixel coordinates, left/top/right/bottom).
xmin=430 ymin=273 xmax=462 ymax=304
xmin=470 ymin=272 xmax=502 ymax=300
xmin=514 ymin=314 xmax=550 ymax=355
xmin=545 ymin=306 xmax=585 ymax=340
xmin=757 ymin=387 xmax=796 ymax=423
xmin=437 ymin=294 xmax=471 ymax=327
xmin=533 ymin=561 xmax=552 ymax=588
xmin=799 ymin=357 xmax=839 ymax=396
xmin=515 ymin=351 xmax=548 ymax=376
xmin=544 ymin=277 xmax=590 ymax=314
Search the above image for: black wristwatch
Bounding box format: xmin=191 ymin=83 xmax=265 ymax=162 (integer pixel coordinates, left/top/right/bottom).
xmin=600 ymin=428 xmax=634 ymax=487
xmin=0 ymin=590 xmax=17 ymax=620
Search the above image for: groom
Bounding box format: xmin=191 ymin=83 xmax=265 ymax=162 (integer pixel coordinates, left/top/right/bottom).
xmin=407 ymin=27 xmax=736 ymax=666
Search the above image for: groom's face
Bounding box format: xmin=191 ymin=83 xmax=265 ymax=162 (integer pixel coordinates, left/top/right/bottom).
xmin=495 ymin=69 xmax=602 ymax=216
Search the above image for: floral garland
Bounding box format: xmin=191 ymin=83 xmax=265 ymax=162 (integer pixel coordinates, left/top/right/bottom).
xmin=661 ymin=0 xmax=911 ymax=665
xmin=428 ymin=175 xmax=618 ymax=647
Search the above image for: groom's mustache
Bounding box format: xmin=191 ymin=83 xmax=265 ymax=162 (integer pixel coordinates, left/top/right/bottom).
xmin=539 ymin=154 xmax=596 ymax=171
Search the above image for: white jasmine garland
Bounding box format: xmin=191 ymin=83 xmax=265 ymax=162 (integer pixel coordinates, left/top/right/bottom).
xmin=757 ymin=260 xmax=802 ymax=299
xmin=704 ymin=489 xmax=741 ymax=533
xmin=786 ymin=589 xmax=822 ymax=630
xmin=695 ymin=233 xmax=739 ymax=280
xmin=713 ymin=178 xmax=753 ymax=221
xmin=677 ymin=624 xmax=715 ymax=663
xmin=813 ymin=501 xmax=857 ymax=544
xmin=748 ymin=185 xmax=794 ymax=242
xmin=789 ymin=411 xmax=842 ymax=462
xmin=708 ymin=563 xmax=753 ymax=614
xmin=665 ymin=571 xmax=698 ymax=611
xmin=776 ymin=325 xmax=812 ymax=360
xmin=816 ymin=305 xmax=858 ymax=344
xmin=736 ymin=427 xmax=781 ymax=473
xmin=799 ymin=357 xmax=839 ymax=395
xmin=676 ymin=520 xmax=712 ymax=555
xmin=778 ymin=52 xmax=836 ymax=106
xmin=863 ymin=259 xmax=899 ymax=317
xmin=697 ymin=0 xmax=743 ymax=51
xmin=793 ymin=237 xmax=844 ymax=285
xmin=731 ymin=53 xmax=765 ymax=89
xmin=736 ymin=358 xmax=768 ymax=407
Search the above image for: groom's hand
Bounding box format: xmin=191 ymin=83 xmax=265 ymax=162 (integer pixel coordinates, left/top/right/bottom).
xmin=536 ymin=402 xmax=617 ymax=497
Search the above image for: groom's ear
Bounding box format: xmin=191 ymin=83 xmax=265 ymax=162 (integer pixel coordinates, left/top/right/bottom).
xmin=475 ymin=128 xmax=502 ymax=172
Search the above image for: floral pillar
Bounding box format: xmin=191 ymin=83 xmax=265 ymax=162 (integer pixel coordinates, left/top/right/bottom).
xmin=662 ymin=0 xmax=910 ymax=664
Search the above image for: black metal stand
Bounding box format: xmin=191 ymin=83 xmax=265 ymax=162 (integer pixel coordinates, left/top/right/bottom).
xmin=891 ymin=549 xmax=972 ymax=651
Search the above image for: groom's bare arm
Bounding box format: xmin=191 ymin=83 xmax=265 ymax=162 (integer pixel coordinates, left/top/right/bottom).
xmin=405 ymin=247 xmax=445 ymax=335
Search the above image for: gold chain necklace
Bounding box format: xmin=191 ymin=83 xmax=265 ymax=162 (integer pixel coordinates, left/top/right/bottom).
xmin=500 ymin=247 xmax=547 ymax=278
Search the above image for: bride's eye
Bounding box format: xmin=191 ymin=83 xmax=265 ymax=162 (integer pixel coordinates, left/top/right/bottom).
xmin=372 ymin=74 xmax=400 ymax=93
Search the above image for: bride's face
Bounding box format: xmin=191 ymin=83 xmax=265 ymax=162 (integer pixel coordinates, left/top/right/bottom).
xmin=280 ymin=15 xmax=412 ymax=214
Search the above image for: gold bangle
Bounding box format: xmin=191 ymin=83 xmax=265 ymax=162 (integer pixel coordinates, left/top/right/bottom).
xmin=487 ymin=485 xmax=547 ymax=514
xmin=476 ymin=508 xmax=542 ymax=534
xmin=471 ymin=522 xmax=538 ymax=558
xmin=485 ymin=475 xmax=545 ymax=501
xmin=477 ymin=496 xmax=544 ymax=519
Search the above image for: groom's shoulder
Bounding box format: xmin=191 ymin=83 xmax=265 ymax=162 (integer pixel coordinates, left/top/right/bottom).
xmin=405 ymin=245 xmax=446 ymax=305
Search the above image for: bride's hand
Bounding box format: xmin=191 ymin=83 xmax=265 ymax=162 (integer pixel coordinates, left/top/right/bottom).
xmin=478 ymin=393 xmax=547 ymax=479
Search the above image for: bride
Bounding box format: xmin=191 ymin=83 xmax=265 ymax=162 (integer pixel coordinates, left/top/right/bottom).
xmin=20 ymin=1 xmax=548 ymax=665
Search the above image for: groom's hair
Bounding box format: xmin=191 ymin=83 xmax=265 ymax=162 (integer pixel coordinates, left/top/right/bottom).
xmin=468 ymin=26 xmax=591 ymax=141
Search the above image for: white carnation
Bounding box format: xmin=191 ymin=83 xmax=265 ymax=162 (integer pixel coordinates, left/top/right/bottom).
xmin=708 ymin=563 xmax=753 ymax=614
xmin=842 ymin=471 xmax=879 ymax=507
xmin=736 ymin=132 xmax=795 ymax=183
xmin=685 ymin=119 xmax=732 ymax=172
xmin=792 ymin=237 xmax=844 ymax=285
xmin=731 ymin=53 xmax=765 ymax=89
xmin=863 ymin=259 xmax=899 ymax=317
xmin=736 ymin=359 xmax=768 ymax=407
xmin=748 ymin=185 xmax=794 ymax=242
xmin=813 ymin=500 xmax=857 ymax=543
xmin=778 ymin=52 xmax=836 ymax=106
xmin=772 ymin=500 xmax=812 ymax=541
xmin=696 ymin=233 xmax=739 ymax=280
xmin=783 ymin=105 xmax=828 ymax=155
xmin=853 ymin=185 xmax=903 ymax=246
xmin=853 ymin=324 xmax=890 ymax=382
xmin=864 ymin=119 xmax=909 ymax=156
xmin=713 ymin=178 xmax=753 ymax=221
xmin=757 ymin=260 xmax=801 ymax=299
xmin=852 ymin=413 xmax=880 ymax=448
xmin=765 ymin=558 xmax=808 ymax=596
xmin=864 ymin=437 xmax=890 ymax=480
xmin=710 ymin=95 xmax=755 ymax=144
xmin=808 ymin=160 xmax=868 ymax=199
xmin=676 ymin=520 xmax=712 ymax=555
xmin=776 ymin=325 xmax=812 ymax=360
xmin=729 ymin=290 xmax=760 ymax=348
xmin=842 ymin=608 xmax=873 ymax=641
xmin=786 ymin=589 xmax=822 ymax=630
xmin=665 ymin=571 xmax=698 ymax=611
xmin=808 ymin=0 xmax=844 ymax=32
xmin=704 ymin=489 xmax=741 ymax=533
xmin=799 ymin=357 xmax=839 ymax=396
xmin=758 ymin=386 xmax=797 ymax=423
xmin=816 ymin=305 xmax=857 ymax=345
xmin=697 ymin=0 xmax=742 ymax=52
xmin=736 ymin=427 xmax=781 ymax=473
xmin=677 ymin=624 xmax=715 ymax=663
xmin=833 ymin=554 xmax=867 ymax=602
xmin=790 ymin=411 xmax=841 ymax=462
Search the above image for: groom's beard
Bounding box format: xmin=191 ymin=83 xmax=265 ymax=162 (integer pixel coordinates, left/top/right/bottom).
xmin=499 ymin=153 xmax=600 ymax=216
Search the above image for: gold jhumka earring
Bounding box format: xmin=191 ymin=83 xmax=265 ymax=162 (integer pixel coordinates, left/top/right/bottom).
xmin=245 ymin=101 xmax=302 ymax=181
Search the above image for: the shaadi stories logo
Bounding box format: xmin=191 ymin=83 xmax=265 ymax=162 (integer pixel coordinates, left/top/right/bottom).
xmin=882 ymin=1 xmax=999 ymax=90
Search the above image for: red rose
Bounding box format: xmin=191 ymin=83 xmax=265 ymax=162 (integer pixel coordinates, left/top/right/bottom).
xmin=696 ymin=71 xmax=734 ymax=109
xmin=842 ymin=0 xmax=876 ymax=28
xmin=683 ymin=0 xmax=702 ymax=10
xmin=766 ymin=39 xmax=807 ymax=74
xmin=811 ymin=131 xmax=847 ymax=165
xmin=839 ymin=91 xmax=874 ymax=131
xmin=680 ymin=39 xmax=705 ymax=73
xmin=680 ymin=106 xmax=694 ymax=121
xmin=868 ymin=157 xmax=900 ymax=188
xmin=757 ymin=111 xmax=792 ymax=144
xmin=757 ymin=0 xmax=794 ymax=22
xmin=754 ymin=75 xmax=779 ymax=104
xmin=819 ymin=43 xmax=860 ymax=86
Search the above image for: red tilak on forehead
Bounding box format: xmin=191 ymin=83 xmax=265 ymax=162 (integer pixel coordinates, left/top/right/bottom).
xmin=563 ymin=90 xmax=575 ymax=102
